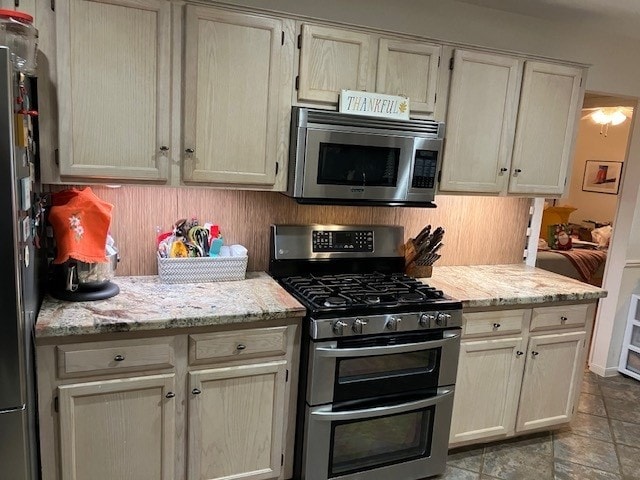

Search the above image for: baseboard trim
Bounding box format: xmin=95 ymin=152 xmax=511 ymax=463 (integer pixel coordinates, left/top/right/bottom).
xmin=589 ymin=364 xmax=620 ymax=377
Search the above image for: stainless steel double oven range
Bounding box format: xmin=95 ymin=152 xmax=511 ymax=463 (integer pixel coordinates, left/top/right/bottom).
xmin=269 ymin=225 xmax=462 ymax=480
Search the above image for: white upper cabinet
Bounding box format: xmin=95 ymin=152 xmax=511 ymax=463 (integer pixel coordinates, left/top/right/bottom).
xmin=182 ymin=7 xmax=294 ymax=186
xmin=297 ymin=24 xmax=376 ymax=105
xmin=376 ymin=39 xmax=441 ymax=116
xmin=508 ymin=62 xmax=583 ymax=195
xmin=439 ymin=50 xmax=584 ymax=196
xmin=440 ymin=50 xmax=522 ymax=193
xmin=297 ymin=24 xmax=442 ymax=117
xmin=56 ymin=0 xmax=171 ymax=182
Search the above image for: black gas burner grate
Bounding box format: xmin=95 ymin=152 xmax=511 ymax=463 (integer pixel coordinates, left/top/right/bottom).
xmin=280 ymin=272 xmax=446 ymax=311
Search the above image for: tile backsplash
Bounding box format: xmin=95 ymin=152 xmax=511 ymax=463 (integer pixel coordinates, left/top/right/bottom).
xmin=51 ymin=185 xmax=531 ymax=276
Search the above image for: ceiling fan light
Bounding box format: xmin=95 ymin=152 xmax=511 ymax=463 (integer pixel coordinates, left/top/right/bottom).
xmin=610 ymin=110 xmax=627 ymax=125
xmin=591 ymin=109 xmax=608 ymax=124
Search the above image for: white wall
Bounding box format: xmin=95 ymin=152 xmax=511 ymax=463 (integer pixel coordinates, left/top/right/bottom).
xmin=222 ymin=0 xmax=640 ymax=375
xmin=564 ymin=116 xmax=632 ymax=226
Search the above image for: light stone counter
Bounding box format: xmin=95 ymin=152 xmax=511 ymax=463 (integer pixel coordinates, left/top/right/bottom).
xmin=36 ymin=272 xmax=305 ymax=339
xmin=425 ymin=264 xmax=607 ymax=309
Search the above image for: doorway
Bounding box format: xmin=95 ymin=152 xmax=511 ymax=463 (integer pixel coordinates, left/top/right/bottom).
xmin=532 ymin=93 xmax=635 ymax=287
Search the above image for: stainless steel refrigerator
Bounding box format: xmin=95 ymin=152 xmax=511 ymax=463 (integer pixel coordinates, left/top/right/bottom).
xmin=0 ymin=46 xmax=42 ymax=480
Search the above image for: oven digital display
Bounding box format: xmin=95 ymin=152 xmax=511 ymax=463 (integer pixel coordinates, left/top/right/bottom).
xmin=313 ymin=230 xmax=374 ymax=252
xmin=411 ymin=150 xmax=438 ymax=189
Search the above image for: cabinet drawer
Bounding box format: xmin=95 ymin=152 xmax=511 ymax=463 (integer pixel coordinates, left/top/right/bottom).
xmin=57 ymin=337 xmax=175 ymax=378
xmin=530 ymin=304 xmax=589 ymax=331
xmin=189 ymin=326 xmax=288 ymax=365
xmin=462 ymin=310 xmax=528 ymax=337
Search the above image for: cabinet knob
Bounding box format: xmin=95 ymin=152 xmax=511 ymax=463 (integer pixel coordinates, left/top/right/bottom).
xmin=159 ymin=145 xmax=169 ymax=152
xmin=531 ymin=351 xmax=539 ymax=357
xmin=514 ymin=168 xmax=522 ymax=175
xmin=493 ymin=323 xmax=501 ymax=329
xmin=165 ymin=392 xmax=175 ymax=399
xmin=516 ymin=351 xmax=524 ymax=356
xmin=236 ymin=344 xmax=246 ymax=351
xmin=114 ymin=354 xmax=125 ymax=362
xmin=560 ymin=316 xmax=568 ymax=323
xmin=192 ymin=388 xmax=202 ymax=395
xmin=185 ymin=148 xmax=195 ymax=154
xmin=500 ymin=167 xmax=508 ymax=172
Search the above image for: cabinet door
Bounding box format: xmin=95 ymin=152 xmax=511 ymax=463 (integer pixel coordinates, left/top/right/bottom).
xmin=508 ymin=62 xmax=583 ymax=195
xmin=516 ymin=331 xmax=586 ymax=432
xmin=376 ymin=39 xmax=441 ymax=116
xmin=449 ymin=336 xmax=526 ymax=446
xmin=188 ymin=360 xmax=288 ymax=480
xmin=297 ymin=24 xmax=375 ymax=104
xmin=439 ymin=50 xmax=522 ymax=193
xmin=56 ymin=0 xmax=171 ymax=181
xmin=183 ymin=7 xmax=292 ymax=186
xmin=58 ymin=374 xmax=176 ymax=480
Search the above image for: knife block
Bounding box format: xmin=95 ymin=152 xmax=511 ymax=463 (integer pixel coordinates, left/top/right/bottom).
xmin=403 ymin=239 xmax=433 ymax=278
xmin=405 ymin=263 xmax=433 ymax=278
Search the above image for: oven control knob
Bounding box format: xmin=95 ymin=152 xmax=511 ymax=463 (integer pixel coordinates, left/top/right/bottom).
xmin=352 ymin=318 xmax=368 ymax=335
xmin=436 ymin=312 xmax=451 ymax=327
xmin=333 ymin=320 xmax=348 ymax=336
xmin=386 ymin=317 xmax=401 ymax=331
xmin=419 ymin=313 xmax=436 ymax=327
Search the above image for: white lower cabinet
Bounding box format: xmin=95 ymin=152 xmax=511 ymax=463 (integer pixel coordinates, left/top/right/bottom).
xmin=449 ymin=336 xmax=526 ymax=444
xmin=449 ymin=303 xmax=593 ymax=448
xmin=516 ymin=331 xmax=586 ymax=432
xmin=188 ymin=361 xmax=288 ymax=480
xmin=58 ymin=374 xmax=176 ymax=480
xmin=37 ymin=322 xmax=299 ymax=480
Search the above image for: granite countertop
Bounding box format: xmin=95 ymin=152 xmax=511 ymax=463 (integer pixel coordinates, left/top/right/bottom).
xmin=426 ymin=264 xmax=607 ymax=309
xmin=36 ymin=272 xmax=306 ymax=339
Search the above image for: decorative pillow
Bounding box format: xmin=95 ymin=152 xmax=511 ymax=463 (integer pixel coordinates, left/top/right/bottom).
xmin=547 ymin=224 xmax=572 ymax=250
xmin=591 ymin=225 xmax=613 ymax=248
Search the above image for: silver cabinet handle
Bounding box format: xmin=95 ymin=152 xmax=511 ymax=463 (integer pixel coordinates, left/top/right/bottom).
xmin=192 ymin=388 xmax=201 ymax=395
xmin=316 ymin=334 xmax=460 ymax=358
xmin=531 ymin=351 xmax=539 ymax=357
xmin=560 ymin=316 xmax=568 ymax=323
xmin=513 ymin=168 xmax=522 ymax=176
xmin=236 ymin=344 xmax=246 ymax=351
xmin=516 ymin=351 xmax=524 ymax=356
xmin=310 ymin=388 xmax=454 ymax=421
xmin=493 ymin=323 xmax=501 ymax=329
xmin=165 ymin=392 xmax=175 ymax=399
xmin=159 ymin=145 xmax=169 ymax=152
xmin=185 ymin=148 xmax=195 ymax=154
xmin=114 ymin=354 xmax=125 ymax=362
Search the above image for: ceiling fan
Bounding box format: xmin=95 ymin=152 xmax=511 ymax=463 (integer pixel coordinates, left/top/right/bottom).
xmin=580 ymin=106 xmax=634 ymax=136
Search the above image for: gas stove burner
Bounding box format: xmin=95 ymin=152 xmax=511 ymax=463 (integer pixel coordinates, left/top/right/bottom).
xmin=364 ymin=295 xmax=381 ymax=304
xmin=398 ymin=292 xmax=425 ymax=303
xmin=324 ymin=296 xmax=348 ymax=307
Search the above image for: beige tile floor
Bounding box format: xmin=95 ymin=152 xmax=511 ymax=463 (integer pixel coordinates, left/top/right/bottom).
xmin=433 ymin=371 xmax=640 ymax=480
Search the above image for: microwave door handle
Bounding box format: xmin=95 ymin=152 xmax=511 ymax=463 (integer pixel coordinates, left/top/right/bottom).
xmin=315 ymin=334 xmax=460 ymax=358
xmin=310 ymin=387 xmax=454 ymax=422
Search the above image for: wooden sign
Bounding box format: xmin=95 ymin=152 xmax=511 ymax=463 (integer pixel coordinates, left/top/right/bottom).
xmin=339 ymin=90 xmax=410 ymax=120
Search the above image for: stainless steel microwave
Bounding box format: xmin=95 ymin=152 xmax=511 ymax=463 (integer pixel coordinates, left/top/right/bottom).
xmin=286 ymin=107 xmax=445 ymax=207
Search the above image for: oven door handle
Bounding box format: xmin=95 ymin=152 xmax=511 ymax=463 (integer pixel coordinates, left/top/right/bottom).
xmin=310 ymin=387 xmax=454 ymax=421
xmin=315 ymin=334 xmax=460 ymax=358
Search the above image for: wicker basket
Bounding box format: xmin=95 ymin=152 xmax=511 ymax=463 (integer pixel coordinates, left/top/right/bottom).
xmin=157 ymin=255 xmax=248 ymax=284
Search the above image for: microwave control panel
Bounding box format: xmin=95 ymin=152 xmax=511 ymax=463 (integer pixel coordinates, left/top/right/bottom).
xmin=312 ymin=230 xmax=374 ymax=252
xmin=411 ymin=149 xmax=438 ymax=189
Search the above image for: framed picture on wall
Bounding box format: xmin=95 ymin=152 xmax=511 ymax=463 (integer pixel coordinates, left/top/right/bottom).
xmin=582 ymin=160 xmax=623 ymax=194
